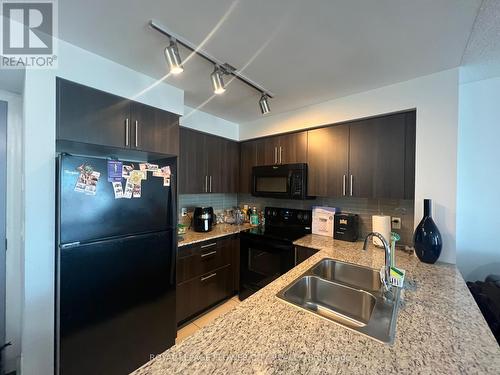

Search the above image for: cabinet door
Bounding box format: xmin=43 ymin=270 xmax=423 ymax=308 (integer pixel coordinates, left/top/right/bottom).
xmin=132 ymin=103 xmax=179 ymax=155
xmin=295 ymin=246 xmax=319 ymax=265
xmin=254 ymin=136 xmax=279 ymax=165
xmin=278 ymin=132 xmax=307 ymax=164
xmin=220 ymin=139 xmax=239 ymax=193
xmin=239 ymin=140 xmax=257 ymax=194
xmin=348 ymin=113 xmax=407 ymax=199
xmin=179 ymin=128 xmax=207 ymax=194
xmin=404 ymin=111 xmax=416 ymax=199
xmin=307 ymin=125 xmax=349 ymax=197
xmin=176 ymin=264 xmax=232 ymax=323
xmin=205 ymin=134 xmax=223 ymax=193
xmin=57 ymin=78 xmax=130 ymax=148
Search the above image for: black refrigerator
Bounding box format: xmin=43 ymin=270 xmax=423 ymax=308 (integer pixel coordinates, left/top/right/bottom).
xmin=55 ymin=154 xmax=177 ymax=375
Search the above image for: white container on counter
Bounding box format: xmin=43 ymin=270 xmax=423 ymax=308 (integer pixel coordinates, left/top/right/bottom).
xmin=312 ymin=206 xmax=338 ymax=237
xmin=372 ymin=215 xmax=391 ymax=247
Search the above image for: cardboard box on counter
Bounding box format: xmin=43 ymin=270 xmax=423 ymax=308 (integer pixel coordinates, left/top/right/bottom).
xmin=312 ymin=206 xmax=339 ymax=237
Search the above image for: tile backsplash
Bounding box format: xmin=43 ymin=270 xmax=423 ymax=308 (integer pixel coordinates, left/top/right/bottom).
xmin=179 ymin=194 xmax=238 ymax=225
xmin=179 ymin=193 xmax=415 ymax=246
xmin=238 ymin=194 xmax=415 ymax=246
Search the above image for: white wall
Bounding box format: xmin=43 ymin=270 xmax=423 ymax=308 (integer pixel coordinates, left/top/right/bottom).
xmin=0 ymin=89 xmax=23 ymax=374
xmin=240 ymin=69 xmax=460 ymax=264
xmin=457 ymin=75 xmax=500 ymax=281
xmin=180 ymin=106 xmax=239 ymax=140
xmin=22 ymin=39 xmax=184 ymax=375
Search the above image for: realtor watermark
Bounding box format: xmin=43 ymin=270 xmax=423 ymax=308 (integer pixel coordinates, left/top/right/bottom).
xmin=0 ymin=0 xmax=58 ymax=68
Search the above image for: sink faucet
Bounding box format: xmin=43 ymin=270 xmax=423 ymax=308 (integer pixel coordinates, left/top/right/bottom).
xmin=363 ymin=232 xmax=393 ymax=299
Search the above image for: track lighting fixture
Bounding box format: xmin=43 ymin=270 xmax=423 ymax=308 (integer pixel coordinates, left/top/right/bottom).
xmin=211 ymin=66 xmax=226 ymax=95
xmin=164 ymin=39 xmax=183 ymax=75
xmin=259 ymin=94 xmax=271 ymax=115
xmin=151 ymin=20 xmax=274 ymax=114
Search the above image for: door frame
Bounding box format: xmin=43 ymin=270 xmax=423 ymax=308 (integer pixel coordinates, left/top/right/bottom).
xmin=0 ymin=100 xmax=7 ymax=374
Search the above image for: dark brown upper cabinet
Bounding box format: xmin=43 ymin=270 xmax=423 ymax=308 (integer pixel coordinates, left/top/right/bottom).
xmin=253 ymin=132 xmax=307 ymax=166
xmin=306 ymin=111 xmax=415 ymax=199
xmin=307 ymin=124 xmax=349 ymax=197
xmin=56 ymin=78 xmax=179 ymax=155
xmin=179 ymin=128 xmax=206 ymax=194
xmin=348 ymin=112 xmax=412 ymax=199
xmin=239 ymin=140 xmax=258 ymax=194
xmin=179 ymin=128 xmax=239 ymax=194
xmin=130 ymin=102 xmax=179 ymax=155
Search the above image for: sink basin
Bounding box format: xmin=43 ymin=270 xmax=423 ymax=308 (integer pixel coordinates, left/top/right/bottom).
xmin=277 ymin=258 xmax=401 ymax=344
xmin=279 ymin=276 xmax=376 ymax=327
xmin=310 ymin=259 xmax=382 ymax=292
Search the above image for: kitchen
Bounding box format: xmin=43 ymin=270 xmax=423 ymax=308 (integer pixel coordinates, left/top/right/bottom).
xmin=1 ymin=1 xmax=500 ymax=374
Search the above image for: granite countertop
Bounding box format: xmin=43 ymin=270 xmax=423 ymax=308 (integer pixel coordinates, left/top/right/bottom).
xmin=178 ymin=223 xmax=252 ymax=247
xmin=135 ymin=234 xmax=500 ymax=374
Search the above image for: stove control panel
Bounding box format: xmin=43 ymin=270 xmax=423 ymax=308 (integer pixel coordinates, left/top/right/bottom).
xmin=264 ymin=207 xmax=312 ymax=226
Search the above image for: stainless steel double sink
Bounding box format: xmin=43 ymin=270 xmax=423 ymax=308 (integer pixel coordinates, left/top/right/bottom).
xmin=277 ymin=258 xmax=401 ymax=344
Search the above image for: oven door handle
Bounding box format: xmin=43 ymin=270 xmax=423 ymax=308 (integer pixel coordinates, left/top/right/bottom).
xmin=241 ymin=237 xmax=292 ymax=252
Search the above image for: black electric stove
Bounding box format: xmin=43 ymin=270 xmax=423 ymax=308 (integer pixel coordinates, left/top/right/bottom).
xmin=239 ymin=207 xmax=312 ymax=300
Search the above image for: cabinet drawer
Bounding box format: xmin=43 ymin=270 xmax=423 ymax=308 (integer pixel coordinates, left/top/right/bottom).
xmin=176 ymin=264 xmax=233 ymax=323
xmin=177 ymin=238 xmax=233 ymax=283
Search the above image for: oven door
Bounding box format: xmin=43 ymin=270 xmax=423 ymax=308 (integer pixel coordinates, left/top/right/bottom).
xmin=251 ymin=165 xmax=293 ymax=198
xmin=239 ymin=234 xmax=295 ymax=300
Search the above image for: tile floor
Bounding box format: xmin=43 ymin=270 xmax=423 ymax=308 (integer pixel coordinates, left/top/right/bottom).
xmin=175 ymin=295 xmax=240 ymax=344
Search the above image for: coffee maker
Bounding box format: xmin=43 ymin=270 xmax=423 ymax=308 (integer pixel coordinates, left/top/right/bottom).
xmin=193 ymin=207 xmax=215 ymax=232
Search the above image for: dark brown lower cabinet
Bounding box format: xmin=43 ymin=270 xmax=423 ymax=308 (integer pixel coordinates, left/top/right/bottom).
xmin=176 ymin=235 xmax=239 ymax=324
xmin=176 ymin=264 xmax=233 ymax=324
xmin=295 ymin=246 xmax=319 ymax=265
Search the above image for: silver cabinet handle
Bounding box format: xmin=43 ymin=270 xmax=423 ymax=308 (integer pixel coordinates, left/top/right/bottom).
xmin=200 ymin=273 xmax=217 ymax=282
xmin=279 ymin=146 xmax=283 ymax=164
xmin=125 ymin=118 xmax=129 ymax=146
xmin=350 ymin=175 xmax=353 ymax=196
xmin=134 ymin=120 xmax=139 ymax=148
xmin=274 ymin=147 xmax=278 ymax=164
xmin=201 ymin=250 xmax=217 ymax=258
xmin=294 ymin=247 xmax=298 ymax=266
xmin=209 ymin=175 xmax=212 ymax=193
xmin=205 ymin=176 xmax=208 ymax=193
xmin=343 ymin=175 xmax=346 ymax=196
xmin=201 ymin=242 xmax=217 ymax=249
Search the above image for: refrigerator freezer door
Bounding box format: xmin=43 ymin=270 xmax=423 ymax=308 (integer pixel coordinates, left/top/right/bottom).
xmin=59 ymin=155 xmax=173 ymax=244
xmin=58 ymin=230 xmax=175 ymax=375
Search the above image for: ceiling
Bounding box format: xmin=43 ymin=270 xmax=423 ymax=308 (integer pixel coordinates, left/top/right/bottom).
xmin=59 ymin=0 xmax=482 ymax=123
xmin=460 ymin=0 xmax=500 ymax=83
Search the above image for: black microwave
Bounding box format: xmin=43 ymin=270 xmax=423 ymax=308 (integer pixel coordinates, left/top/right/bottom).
xmin=251 ymin=163 xmax=309 ymax=199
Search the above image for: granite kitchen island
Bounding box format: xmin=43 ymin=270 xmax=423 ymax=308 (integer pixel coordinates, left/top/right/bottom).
xmin=133 ymin=235 xmax=500 ymax=374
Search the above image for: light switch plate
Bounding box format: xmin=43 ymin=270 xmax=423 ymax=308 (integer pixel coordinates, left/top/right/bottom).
xmin=391 ymin=217 xmax=401 ymax=230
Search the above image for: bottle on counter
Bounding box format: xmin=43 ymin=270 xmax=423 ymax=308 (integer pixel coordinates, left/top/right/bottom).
xmin=250 ymin=207 xmax=259 ymax=226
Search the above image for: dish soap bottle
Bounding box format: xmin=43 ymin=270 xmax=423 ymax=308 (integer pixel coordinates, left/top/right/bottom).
xmin=250 ymin=206 xmax=259 ymax=226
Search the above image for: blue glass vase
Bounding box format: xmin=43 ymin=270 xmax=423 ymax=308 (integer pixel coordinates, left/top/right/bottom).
xmin=413 ymin=199 xmax=442 ymax=264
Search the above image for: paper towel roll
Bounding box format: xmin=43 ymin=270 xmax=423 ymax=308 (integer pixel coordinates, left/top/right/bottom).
xmin=372 ymin=215 xmax=391 ymax=248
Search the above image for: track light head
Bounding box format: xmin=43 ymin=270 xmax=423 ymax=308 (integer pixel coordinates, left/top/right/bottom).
xmin=164 ymin=39 xmax=183 ymax=75
xmin=211 ymin=66 xmax=226 ymax=94
xmin=259 ymin=94 xmax=271 ymax=115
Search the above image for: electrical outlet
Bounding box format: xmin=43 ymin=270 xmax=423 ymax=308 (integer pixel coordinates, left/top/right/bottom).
xmin=181 ymin=208 xmax=188 ymax=217
xmin=391 ymin=217 xmax=401 ymax=230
